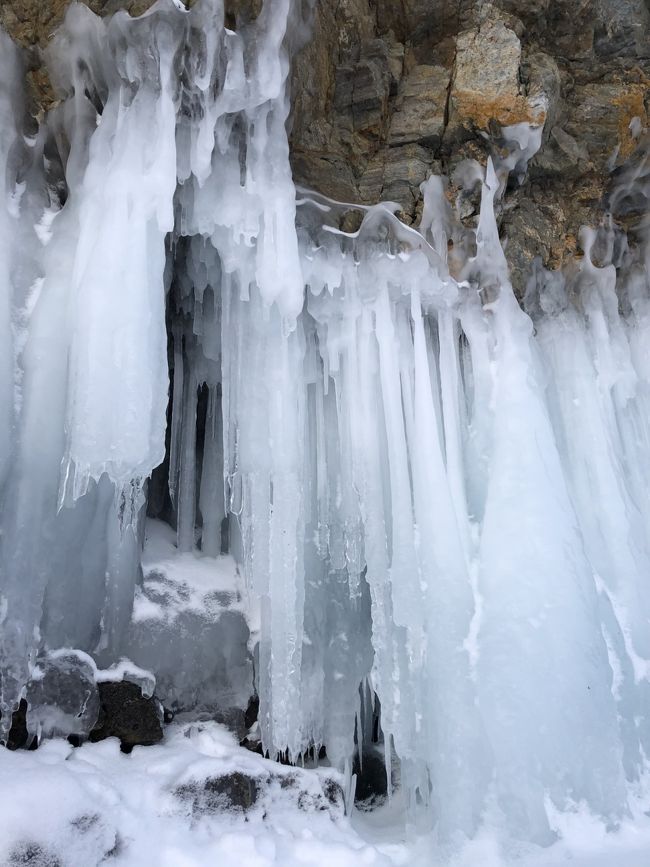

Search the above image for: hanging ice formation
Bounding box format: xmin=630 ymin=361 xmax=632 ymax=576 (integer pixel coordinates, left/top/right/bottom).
xmin=1 ymin=0 xmax=650 ymax=847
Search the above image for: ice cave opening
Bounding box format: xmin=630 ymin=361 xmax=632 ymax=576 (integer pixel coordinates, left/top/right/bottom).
xmin=0 ymin=0 xmax=650 ymax=862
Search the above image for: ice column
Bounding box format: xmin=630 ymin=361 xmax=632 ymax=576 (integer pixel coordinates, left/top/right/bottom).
xmin=0 ymin=2 xmax=183 ymax=727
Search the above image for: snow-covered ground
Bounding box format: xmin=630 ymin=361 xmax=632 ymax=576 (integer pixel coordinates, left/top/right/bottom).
xmin=2 ymin=723 xmax=650 ymax=866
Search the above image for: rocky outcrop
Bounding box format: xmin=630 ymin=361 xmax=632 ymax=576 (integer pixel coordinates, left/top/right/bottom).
xmin=1 ymin=0 xmax=648 ymax=289
xmin=290 ymin=0 xmax=649 ymax=290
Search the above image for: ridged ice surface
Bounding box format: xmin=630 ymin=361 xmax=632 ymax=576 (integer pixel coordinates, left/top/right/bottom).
xmin=0 ymin=0 xmax=649 ymax=848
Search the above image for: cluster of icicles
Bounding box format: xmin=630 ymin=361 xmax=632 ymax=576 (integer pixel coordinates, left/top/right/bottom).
xmin=1 ymin=0 xmax=650 ymax=847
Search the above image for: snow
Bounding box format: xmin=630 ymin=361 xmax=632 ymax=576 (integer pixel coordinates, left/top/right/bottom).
xmin=2 ymin=727 xmax=650 ymax=866
xmin=0 ymin=723 xmax=390 ymax=867
xmin=135 ymin=519 xmax=253 ymax=629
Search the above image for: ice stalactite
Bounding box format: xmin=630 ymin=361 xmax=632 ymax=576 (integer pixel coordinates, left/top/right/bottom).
xmin=0 ymin=33 xmax=19 ymax=491
xmin=1 ymin=0 xmax=650 ymax=850
xmin=0 ymin=2 xmax=185 ymax=732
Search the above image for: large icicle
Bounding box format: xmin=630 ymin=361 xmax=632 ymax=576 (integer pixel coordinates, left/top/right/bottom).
xmin=0 ymin=1 xmax=184 ymax=726
xmin=0 ymin=32 xmax=20 ymax=489
xmin=57 ymin=5 xmax=179 ymax=500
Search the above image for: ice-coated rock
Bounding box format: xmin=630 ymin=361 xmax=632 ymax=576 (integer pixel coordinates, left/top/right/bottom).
xmin=123 ymin=520 xmax=255 ymax=732
xmin=26 ymin=650 xmax=99 ymax=741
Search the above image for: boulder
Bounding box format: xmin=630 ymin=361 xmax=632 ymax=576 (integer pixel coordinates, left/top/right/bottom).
xmin=122 ymin=521 xmax=255 ymax=737
xmin=174 ymin=764 xmax=345 ymax=818
xmin=89 ymin=681 xmax=163 ymax=752
xmin=176 ymin=772 xmax=260 ymax=814
xmin=25 ymin=651 xmax=99 ymax=742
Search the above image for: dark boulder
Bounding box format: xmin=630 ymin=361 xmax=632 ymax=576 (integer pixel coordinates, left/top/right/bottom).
xmin=89 ymin=681 xmax=163 ymax=752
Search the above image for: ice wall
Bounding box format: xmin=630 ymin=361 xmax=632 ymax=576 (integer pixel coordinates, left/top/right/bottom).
xmin=0 ymin=0 xmax=649 ymax=849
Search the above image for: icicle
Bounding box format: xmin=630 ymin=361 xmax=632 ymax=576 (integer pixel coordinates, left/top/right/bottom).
xmin=168 ymin=320 xmax=184 ymax=508
xmin=177 ymin=360 xmax=198 ymax=553
xmin=343 ymin=756 xmax=357 ymax=816
xmin=58 ymin=3 xmax=178 ymax=498
xmin=0 ymin=32 xmax=21 ymax=489
xmin=199 ymin=385 xmax=225 ymax=556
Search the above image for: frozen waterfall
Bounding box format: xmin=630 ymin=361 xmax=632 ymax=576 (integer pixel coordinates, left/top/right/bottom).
xmin=1 ymin=0 xmax=650 ymax=849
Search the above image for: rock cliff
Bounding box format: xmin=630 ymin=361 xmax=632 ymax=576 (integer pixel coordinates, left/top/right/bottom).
xmin=289 ymin=0 xmax=649 ymax=291
xmin=1 ymin=0 xmax=648 ymax=291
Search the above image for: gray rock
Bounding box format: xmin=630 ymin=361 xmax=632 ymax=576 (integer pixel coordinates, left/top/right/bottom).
xmin=335 ymin=40 xmax=392 ymax=140
xmin=7 ymin=843 xmax=62 ymax=867
xmin=25 ymin=651 xmax=99 ymax=742
xmin=123 ymin=588 xmax=254 ymax=737
xmin=388 ymin=65 xmax=449 ymax=148
xmin=175 ymin=767 xmax=346 ymax=818
xmin=176 ymin=772 xmax=261 ymax=814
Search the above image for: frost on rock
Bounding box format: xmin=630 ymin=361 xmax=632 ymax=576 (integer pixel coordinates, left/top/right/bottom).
xmin=0 ymin=0 xmax=649 ymax=853
xmin=123 ymin=520 xmax=254 ymax=728
xmin=25 ymin=649 xmax=99 ymax=742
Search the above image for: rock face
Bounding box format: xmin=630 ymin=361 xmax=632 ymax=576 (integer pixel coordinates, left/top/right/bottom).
xmin=289 ymin=0 xmax=649 ymax=289
xmin=1 ymin=0 xmax=648 ymax=292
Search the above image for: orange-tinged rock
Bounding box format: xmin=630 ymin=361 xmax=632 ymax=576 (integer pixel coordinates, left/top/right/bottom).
xmin=612 ymin=84 xmax=649 ymax=160
xmin=448 ymin=18 xmax=546 ymax=138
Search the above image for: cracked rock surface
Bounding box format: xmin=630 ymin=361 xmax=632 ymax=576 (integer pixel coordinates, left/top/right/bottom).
xmin=290 ymin=0 xmax=649 ymax=290
xmin=2 ymin=0 xmax=648 ymax=292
